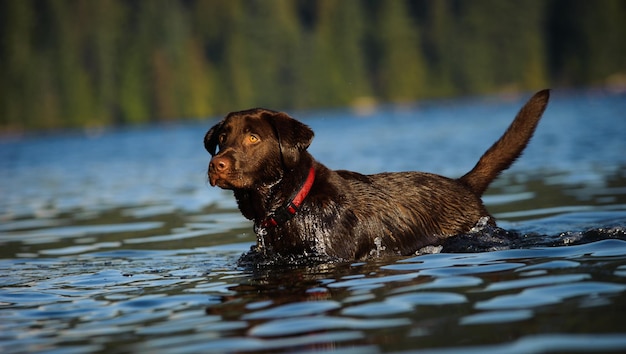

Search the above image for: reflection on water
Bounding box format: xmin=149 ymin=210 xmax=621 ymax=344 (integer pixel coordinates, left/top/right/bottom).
xmin=1 ymin=90 xmax=626 ymax=353
xmin=3 ymin=240 xmax=626 ymax=353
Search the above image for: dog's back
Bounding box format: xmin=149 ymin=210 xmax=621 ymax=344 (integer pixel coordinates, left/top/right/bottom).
xmin=332 ymin=170 xmax=489 ymax=258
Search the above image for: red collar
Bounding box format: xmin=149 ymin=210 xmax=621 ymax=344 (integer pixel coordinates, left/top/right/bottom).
xmin=259 ymin=166 xmax=316 ymax=229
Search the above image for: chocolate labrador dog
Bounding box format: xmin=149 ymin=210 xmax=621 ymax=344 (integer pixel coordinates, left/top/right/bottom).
xmin=204 ymin=90 xmax=549 ymax=261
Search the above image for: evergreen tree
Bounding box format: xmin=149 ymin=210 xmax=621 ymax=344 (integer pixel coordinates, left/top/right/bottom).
xmin=420 ymin=0 xmax=457 ymax=96
xmin=374 ymin=0 xmax=427 ymax=101
xmin=309 ymin=0 xmax=371 ymax=107
xmin=547 ymin=0 xmax=626 ymax=85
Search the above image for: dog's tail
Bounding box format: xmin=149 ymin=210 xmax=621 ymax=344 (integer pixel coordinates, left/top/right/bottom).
xmin=458 ymin=89 xmax=550 ymax=196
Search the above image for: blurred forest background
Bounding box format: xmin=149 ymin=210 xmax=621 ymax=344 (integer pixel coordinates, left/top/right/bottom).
xmin=1 ymin=0 xmax=625 ymax=131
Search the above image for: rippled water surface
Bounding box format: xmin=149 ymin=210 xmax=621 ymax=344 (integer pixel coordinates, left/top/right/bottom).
xmin=2 ymin=90 xmax=626 ymax=353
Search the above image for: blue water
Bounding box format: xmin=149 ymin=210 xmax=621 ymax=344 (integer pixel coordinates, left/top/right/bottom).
xmin=1 ymin=89 xmax=626 ymax=353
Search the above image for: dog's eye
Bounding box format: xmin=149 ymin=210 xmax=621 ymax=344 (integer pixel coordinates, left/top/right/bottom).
xmin=248 ymin=134 xmax=259 ymax=143
xmin=218 ymin=133 xmax=226 ymax=144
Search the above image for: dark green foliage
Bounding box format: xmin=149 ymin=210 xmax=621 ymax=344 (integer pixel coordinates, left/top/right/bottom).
xmin=1 ymin=0 xmax=624 ymax=130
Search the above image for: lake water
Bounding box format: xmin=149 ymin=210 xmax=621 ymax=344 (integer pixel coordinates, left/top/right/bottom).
xmin=1 ymin=89 xmax=626 ymax=353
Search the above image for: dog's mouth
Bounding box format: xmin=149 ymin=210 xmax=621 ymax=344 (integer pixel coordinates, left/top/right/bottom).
xmin=208 ymin=171 xmax=233 ymax=189
xmin=209 ymin=169 xmax=250 ymax=190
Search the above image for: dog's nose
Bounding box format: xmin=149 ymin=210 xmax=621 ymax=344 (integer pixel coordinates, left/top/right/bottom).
xmin=210 ymin=156 xmax=230 ymax=172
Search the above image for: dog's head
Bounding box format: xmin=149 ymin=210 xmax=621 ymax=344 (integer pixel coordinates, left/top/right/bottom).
xmin=204 ymin=108 xmax=314 ymax=190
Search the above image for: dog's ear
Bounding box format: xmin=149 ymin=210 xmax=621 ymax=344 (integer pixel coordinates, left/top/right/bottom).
xmin=204 ymin=120 xmax=224 ymax=156
xmin=264 ymin=111 xmax=314 ymax=169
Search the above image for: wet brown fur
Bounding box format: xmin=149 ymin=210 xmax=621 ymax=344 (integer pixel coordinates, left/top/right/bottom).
xmin=204 ymin=90 xmax=550 ymax=260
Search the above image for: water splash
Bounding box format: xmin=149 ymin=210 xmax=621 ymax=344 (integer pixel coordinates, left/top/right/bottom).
xmin=370 ymin=236 xmax=387 ymax=258
xmin=254 ymin=225 xmax=268 ymax=252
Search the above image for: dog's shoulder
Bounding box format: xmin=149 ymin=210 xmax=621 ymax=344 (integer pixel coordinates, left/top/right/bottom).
xmin=334 ymin=169 xmax=373 ymax=184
